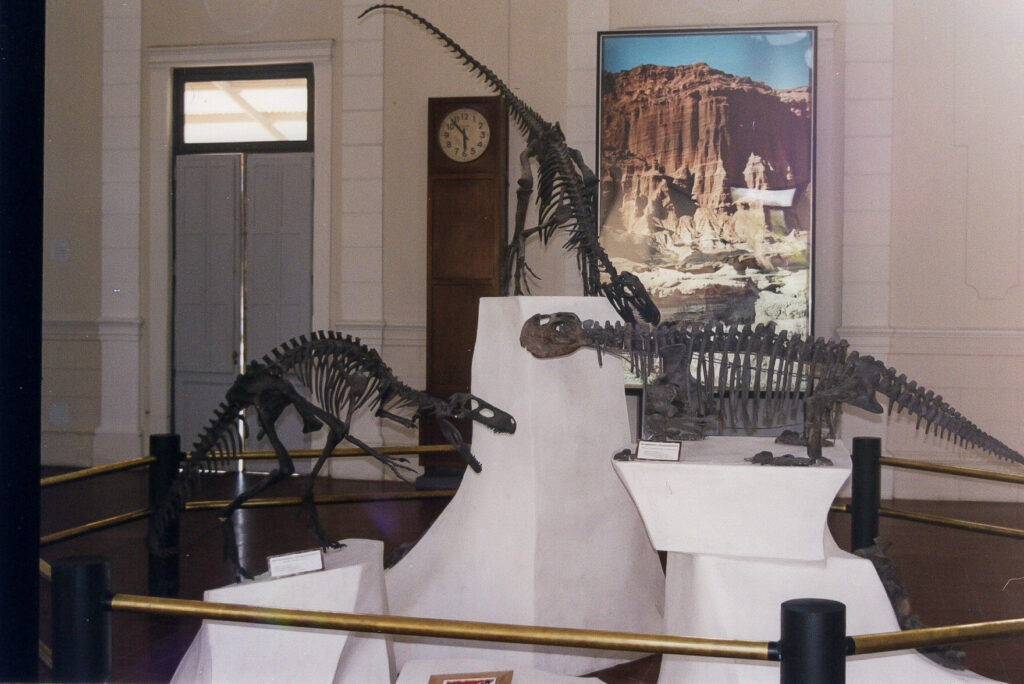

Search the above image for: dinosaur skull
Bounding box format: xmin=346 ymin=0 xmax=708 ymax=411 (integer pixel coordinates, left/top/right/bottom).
xmin=445 ymin=393 xmax=516 ymax=434
xmin=519 ymin=312 xmax=585 ymax=358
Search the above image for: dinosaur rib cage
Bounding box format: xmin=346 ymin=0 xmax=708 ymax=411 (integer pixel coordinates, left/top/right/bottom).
xmin=190 ymin=331 xmax=432 ymax=463
xmin=578 ymin=319 xmax=1022 ymax=464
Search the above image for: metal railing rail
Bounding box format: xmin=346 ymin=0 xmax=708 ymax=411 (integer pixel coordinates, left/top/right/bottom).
xmin=40 ymin=456 xmax=156 ymax=488
xmin=215 ymin=443 xmax=458 ymax=460
xmin=47 ymin=559 xmax=1024 ymax=684
xmin=831 ymin=502 xmax=1024 ymax=541
xmin=184 ymin=489 xmax=457 ymax=512
xmin=838 ymin=438 xmax=1024 ymax=544
xmin=109 ymin=592 xmax=776 ymax=661
xmin=40 ymin=508 xmax=154 ymax=547
xmin=39 ymin=489 xmax=458 ymax=547
xmin=107 ymin=592 xmax=1024 ymax=659
xmin=39 ymin=436 xmax=459 ymax=548
xmin=879 ymin=455 xmax=1024 ymax=486
xmin=851 ymin=617 xmax=1024 ymax=654
xmin=38 ymin=434 xmax=461 ymax=599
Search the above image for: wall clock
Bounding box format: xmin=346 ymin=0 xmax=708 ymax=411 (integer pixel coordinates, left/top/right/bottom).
xmin=437 ymin=106 xmax=491 ymax=163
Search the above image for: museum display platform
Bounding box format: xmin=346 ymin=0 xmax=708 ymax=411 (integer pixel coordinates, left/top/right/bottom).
xmin=385 ymin=297 xmax=665 ymax=675
xmin=615 ymin=437 xmax=994 ymax=683
xmin=171 ymin=539 xmax=393 ymax=683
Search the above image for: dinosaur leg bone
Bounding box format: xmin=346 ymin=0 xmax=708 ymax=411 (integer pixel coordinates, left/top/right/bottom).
xmin=504 ymin=145 xmax=535 ymax=296
xmin=301 ymin=426 xmax=348 ymax=550
xmin=277 ymin=382 xmax=416 ymax=480
xmin=218 ymin=405 xmax=296 ymax=580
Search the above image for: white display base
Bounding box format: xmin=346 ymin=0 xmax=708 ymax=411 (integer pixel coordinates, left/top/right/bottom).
xmin=396 ymin=658 xmax=600 ymax=683
xmin=172 ymin=539 xmax=393 ymax=684
xmin=615 ymin=436 xmax=852 ymax=561
xmin=615 ymin=437 xmax=996 ymax=683
xmin=386 ymin=297 xmax=665 ymax=676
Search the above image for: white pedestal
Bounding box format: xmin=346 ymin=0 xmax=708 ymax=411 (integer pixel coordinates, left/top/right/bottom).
xmin=386 ymin=297 xmax=665 ymax=676
xmin=614 ymin=437 xmax=996 ymax=683
xmin=172 ymin=539 xmax=394 ymax=684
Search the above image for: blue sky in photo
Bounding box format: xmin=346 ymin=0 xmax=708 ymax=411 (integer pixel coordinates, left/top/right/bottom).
xmin=600 ymin=30 xmax=813 ymax=90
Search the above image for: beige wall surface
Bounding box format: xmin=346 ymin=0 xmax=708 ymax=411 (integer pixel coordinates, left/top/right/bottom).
xmin=882 ymin=0 xmax=1024 ymax=498
xmin=41 ymin=0 xmax=1024 ymax=499
xmin=42 ymin=0 xmax=103 ymax=465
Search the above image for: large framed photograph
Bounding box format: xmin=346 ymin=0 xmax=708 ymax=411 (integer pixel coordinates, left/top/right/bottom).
xmin=598 ymin=27 xmax=817 ymax=336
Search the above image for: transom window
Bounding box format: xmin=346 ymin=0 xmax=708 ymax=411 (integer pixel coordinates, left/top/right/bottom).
xmin=173 ymin=63 xmax=313 ymax=153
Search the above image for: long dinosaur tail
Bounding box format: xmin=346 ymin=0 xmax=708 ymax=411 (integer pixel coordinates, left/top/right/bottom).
xmin=147 ymin=456 xmax=202 ymax=557
xmin=877 ymin=365 xmax=1024 ymax=465
xmin=358 ymin=3 xmax=544 ymax=137
xmin=148 ymin=400 xmax=246 ymax=556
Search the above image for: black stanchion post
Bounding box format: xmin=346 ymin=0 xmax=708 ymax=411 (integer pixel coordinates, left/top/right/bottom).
xmin=779 ymin=598 xmax=846 ymax=683
xmin=51 ymin=556 xmax=111 ymax=682
xmin=850 ymin=436 xmax=882 ymax=551
xmin=148 ymin=433 xmax=182 ymax=597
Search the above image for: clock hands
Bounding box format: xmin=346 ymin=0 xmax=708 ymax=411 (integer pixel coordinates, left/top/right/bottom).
xmin=451 ymin=120 xmax=469 ymax=155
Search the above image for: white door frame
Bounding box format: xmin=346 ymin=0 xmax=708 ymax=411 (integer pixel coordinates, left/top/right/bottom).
xmin=145 ymin=41 xmax=333 ymax=435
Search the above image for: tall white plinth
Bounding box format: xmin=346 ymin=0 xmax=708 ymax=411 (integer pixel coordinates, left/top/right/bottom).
xmin=386 ymin=297 xmax=665 ymax=675
xmin=172 ymin=539 xmax=394 ymax=683
xmin=614 ymin=437 xmax=996 ymax=683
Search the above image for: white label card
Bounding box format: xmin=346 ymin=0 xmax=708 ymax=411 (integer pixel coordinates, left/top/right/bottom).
xmin=635 ymin=440 xmax=682 ymax=462
xmin=267 ymin=548 xmax=325 ymax=578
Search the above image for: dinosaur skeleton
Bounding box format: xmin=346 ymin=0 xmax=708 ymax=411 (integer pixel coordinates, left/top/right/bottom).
xmin=151 ymin=330 xmax=516 ymax=579
xmin=360 ymin=3 xmax=661 ymax=326
xmin=520 ymin=312 xmax=1023 ymax=467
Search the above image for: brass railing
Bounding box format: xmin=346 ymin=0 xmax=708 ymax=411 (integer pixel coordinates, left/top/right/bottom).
xmin=40 ymin=456 xmax=156 ymax=488
xmin=39 ymin=441 xmax=459 ymax=547
xmin=833 ymin=450 xmax=1024 ymax=541
xmin=109 ymin=593 xmax=776 ymax=661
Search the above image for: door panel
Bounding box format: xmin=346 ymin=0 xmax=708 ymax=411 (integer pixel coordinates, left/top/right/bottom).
xmin=243 ymin=153 xmax=314 ymax=461
xmin=172 ymin=153 xmax=314 ymax=465
xmin=173 ymin=155 xmax=242 ymax=449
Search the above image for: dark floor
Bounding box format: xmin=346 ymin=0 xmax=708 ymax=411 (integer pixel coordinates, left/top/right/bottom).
xmin=38 ymin=466 xmax=1024 ymax=683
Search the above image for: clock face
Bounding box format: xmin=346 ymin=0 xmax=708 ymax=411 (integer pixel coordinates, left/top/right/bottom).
xmin=438 ymin=107 xmax=491 ymax=162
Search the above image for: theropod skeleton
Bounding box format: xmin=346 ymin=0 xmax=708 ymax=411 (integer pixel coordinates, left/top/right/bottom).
xmin=521 ymin=312 xmax=1023 ymax=467
xmin=360 ymin=4 xmax=661 ymax=326
xmin=151 ymin=330 xmax=516 ymax=579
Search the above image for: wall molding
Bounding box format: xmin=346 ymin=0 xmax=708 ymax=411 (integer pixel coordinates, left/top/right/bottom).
xmin=383 ymin=322 xmax=426 ymax=348
xmin=147 ymin=40 xmax=333 ymax=65
xmin=42 ymin=318 xmax=100 ymax=341
xmin=839 ymin=324 xmax=1024 ymax=361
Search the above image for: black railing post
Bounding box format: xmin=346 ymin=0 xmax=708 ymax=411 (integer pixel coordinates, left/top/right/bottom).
xmin=850 ymin=436 xmax=882 ymax=551
xmin=51 ymin=556 xmax=111 ymax=682
xmin=778 ymin=598 xmax=846 ymax=683
xmin=148 ymin=433 xmax=182 ymax=597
